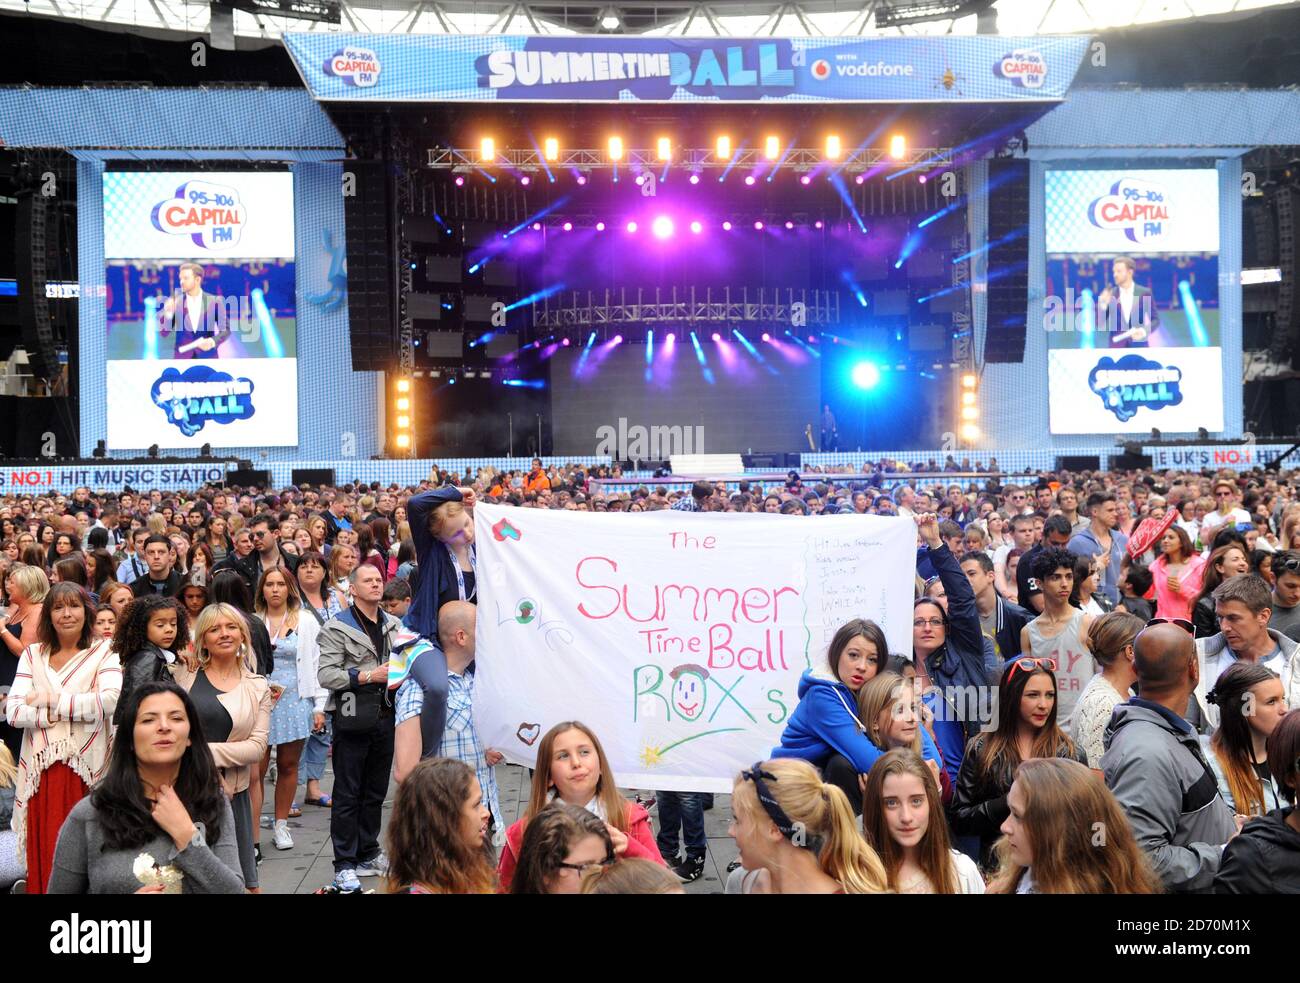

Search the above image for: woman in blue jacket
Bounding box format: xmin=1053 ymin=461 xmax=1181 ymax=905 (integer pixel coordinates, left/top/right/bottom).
xmin=773 ymin=618 xmax=942 ymax=815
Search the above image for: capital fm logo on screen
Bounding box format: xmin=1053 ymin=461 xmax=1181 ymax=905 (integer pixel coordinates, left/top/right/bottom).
xmin=995 ymin=49 xmax=1046 ymax=88
xmin=1088 ymin=354 xmax=1183 ymax=423
xmin=325 ymin=47 xmax=381 ymax=87
xmin=150 ymin=180 xmax=245 ymax=250
xmin=151 ymin=365 xmax=255 ymax=437
xmin=1087 ymin=177 xmax=1171 ymax=245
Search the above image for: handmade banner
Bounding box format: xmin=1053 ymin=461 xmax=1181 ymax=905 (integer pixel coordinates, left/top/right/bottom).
xmin=472 ymin=503 xmax=917 ymax=792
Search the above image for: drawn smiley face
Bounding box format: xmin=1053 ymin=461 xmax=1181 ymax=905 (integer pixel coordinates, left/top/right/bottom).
xmin=668 ymin=664 xmax=709 ymax=722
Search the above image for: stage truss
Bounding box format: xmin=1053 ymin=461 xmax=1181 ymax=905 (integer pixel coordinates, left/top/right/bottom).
xmin=427 ymin=146 xmax=955 ymax=173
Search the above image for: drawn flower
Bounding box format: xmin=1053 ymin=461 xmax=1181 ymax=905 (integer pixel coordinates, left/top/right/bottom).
xmin=639 ymin=745 xmax=663 ymax=768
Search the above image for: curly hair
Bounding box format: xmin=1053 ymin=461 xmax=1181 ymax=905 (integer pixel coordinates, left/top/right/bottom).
xmin=511 ymin=802 xmax=614 ymax=895
xmin=385 ymin=758 xmax=495 ymax=894
xmin=111 ymin=593 xmax=191 ymax=661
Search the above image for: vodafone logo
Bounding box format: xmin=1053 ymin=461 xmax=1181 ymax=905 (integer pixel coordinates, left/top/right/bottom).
xmin=810 ymin=59 xmax=831 ymax=81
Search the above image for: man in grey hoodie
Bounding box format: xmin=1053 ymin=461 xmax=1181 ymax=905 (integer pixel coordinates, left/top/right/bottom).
xmin=1101 ymin=622 xmax=1239 ymax=893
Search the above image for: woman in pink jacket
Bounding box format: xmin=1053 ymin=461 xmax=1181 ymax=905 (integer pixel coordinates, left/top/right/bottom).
xmin=1151 ymin=524 xmax=1206 ymax=622
xmin=496 ymin=720 xmax=664 ymax=892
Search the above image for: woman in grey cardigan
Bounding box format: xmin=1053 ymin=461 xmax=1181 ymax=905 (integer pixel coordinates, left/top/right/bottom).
xmin=48 ymin=681 xmax=244 ymax=894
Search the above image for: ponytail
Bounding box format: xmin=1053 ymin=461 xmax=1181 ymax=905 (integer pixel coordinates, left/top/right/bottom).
xmin=819 ymin=782 xmax=889 ymax=895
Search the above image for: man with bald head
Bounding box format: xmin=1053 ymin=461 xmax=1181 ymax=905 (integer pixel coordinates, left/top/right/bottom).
xmin=1101 ymin=623 xmax=1239 ymax=892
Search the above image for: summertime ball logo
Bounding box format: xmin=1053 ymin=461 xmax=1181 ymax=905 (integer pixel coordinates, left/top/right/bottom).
xmin=151 ymin=364 xmax=256 ymax=437
xmin=810 ymin=59 xmax=831 ymax=81
xmin=150 ymin=180 xmax=244 ymax=251
xmin=1087 ymin=177 xmax=1170 ymax=245
xmin=1088 ymin=354 xmax=1183 ymax=423
xmin=325 ymin=47 xmax=381 ymax=88
xmin=995 ymin=48 xmax=1047 ymax=89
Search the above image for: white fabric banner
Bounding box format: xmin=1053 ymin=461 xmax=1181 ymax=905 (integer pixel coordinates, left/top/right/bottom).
xmin=472 ymin=503 xmax=917 ymax=793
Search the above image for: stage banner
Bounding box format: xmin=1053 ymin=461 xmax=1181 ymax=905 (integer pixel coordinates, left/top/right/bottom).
xmin=0 ymin=463 xmax=230 ymax=495
xmin=1047 ymin=347 xmax=1225 ymax=435
xmin=472 ymin=503 xmax=917 ymax=792
xmin=1144 ymin=444 xmax=1292 ymax=472
xmin=283 ymin=34 xmax=1090 ymax=104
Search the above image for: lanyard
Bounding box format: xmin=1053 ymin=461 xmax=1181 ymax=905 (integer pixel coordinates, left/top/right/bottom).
xmin=446 ymin=544 xmax=477 ymax=602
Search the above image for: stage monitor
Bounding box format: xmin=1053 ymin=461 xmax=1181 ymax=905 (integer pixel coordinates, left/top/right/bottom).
xmin=424 ymin=331 xmax=464 ymax=358
xmin=102 ymin=170 xmax=298 ymax=450
xmin=1043 ymin=167 xmax=1223 ymax=435
xmin=403 ymin=215 xmax=446 ymax=245
xmin=425 ymin=255 xmax=463 ymax=283
xmin=407 ymin=292 xmax=443 ymax=321
xmin=871 ymin=289 xmax=910 ymax=317
xmin=482 ymin=260 xmax=518 ymax=289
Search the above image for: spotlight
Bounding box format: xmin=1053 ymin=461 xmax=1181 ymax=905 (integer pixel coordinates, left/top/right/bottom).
xmin=652 ymin=215 xmax=674 ymax=239
xmin=395 ymin=434 xmax=411 ymax=450
xmin=744 ymin=175 xmax=756 ymax=186
xmin=800 ymin=175 xmax=811 ymax=186
xmin=851 ymin=361 xmax=881 ymax=389
xmin=635 ymin=174 xmax=645 ymax=185
xmin=562 ymin=337 xmax=571 ymax=346
xmin=962 ymin=373 xmax=976 ymax=388
xmin=148 ymin=443 xmax=160 ymax=459
xmin=601 ymin=11 xmax=620 ymax=29
xmin=854 ymin=174 xmax=865 ymax=185
xmin=689 ymin=173 xmax=700 ymax=185
xmin=889 ymin=134 xmax=906 ymax=160
xmin=532 ymin=222 xmax=542 ymax=231
xmin=520 ymin=175 xmax=531 ymax=186
xmin=814 ymin=220 xmax=824 ymax=229
xmin=712 ymin=332 xmax=721 ymax=342
xmin=825 ymin=134 xmax=842 ymax=160
xmin=626 ymin=220 xmax=638 ymax=233
xmin=761 ymin=332 xmax=770 ymax=342
xmin=754 ymin=220 xmax=764 ymax=230
xmin=716 ymin=135 xmax=732 ymax=160
xmin=396 ymin=378 xmax=411 ymax=393
xmin=690 ymin=220 xmax=702 ymax=234
xmin=608 ymin=136 xmax=624 ymax=161
xmin=960 ymin=423 xmax=980 ymax=441
xmin=613 ymin=334 xmax=623 ymax=344
xmin=454 ymin=175 xmax=465 ymax=187
xmin=562 ymin=221 xmax=573 ymax=232
xmin=595 ymin=221 xmax=606 ymax=231
xmin=544 ymin=137 xmax=559 ymax=161
xmin=576 ymin=174 xmax=587 ymax=186
xmin=666 ymin=332 xmax=676 ymax=342
xmin=764 ymin=135 xmax=780 ymax=160
xmin=784 ymin=221 xmax=794 ymax=230
xmin=918 ymin=174 xmax=927 ymax=184
xmin=722 ymin=221 xmax=732 ymax=231
xmin=657 ymin=137 xmax=672 ymax=161
xmin=480 ymin=137 xmax=495 ymax=163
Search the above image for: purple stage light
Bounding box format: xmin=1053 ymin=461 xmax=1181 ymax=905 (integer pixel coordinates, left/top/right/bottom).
xmin=577 ymin=175 xmax=587 ymax=185
xmin=689 ymin=174 xmax=700 ymax=185
xmin=800 ymin=175 xmax=811 ymax=186
xmin=918 ymin=174 xmax=927 ymax=184
xmin=626 ymin=220 xmax=638 ymax=233
xmin=785 ymin=220 xmax=794 ymax=230
xmin=855 ymin=174 xmax=865 ymax=185
xmin=562 ymin=221 xmax=573 ymax=231
xmin=722 ymin=220 xmax=733 ymax=231
xmin=562 ymin=337 xmax=571 ymax=346
xmin=613 ymin=335 xmax=623 ymax=344
xmin=744 ymin=175 xmax=756 ymax=186
xmin=595 ymin=221 xmax=605 ymax=231
xmin=690 ymin=220 xmax=702 ymax=234
xmin=808 ymin=335 xmax=816 ymax=343
xmin=652 ymin=215 xmax=674 ymax=239
xmin=711 ymin=332 xmax=721 ymax=342
xmin=761 ymin=332 xmax=770 ymax=342
xmin=635 ymin=175 xmax=645 ymax=185
xmin=532 ymin=222 xmax=542 ymax=231
xmin=666 ymin=332 xmax=676 ymax=343
xmin=753 ymin=220 xmax=764 ymax=230
xmin=814 ymin=220 xmax=824 ymax=229
xmin=520 ymin=175 xmax=531 ymax=186
xmin=454 ymin=175 xmax=465 ymax=187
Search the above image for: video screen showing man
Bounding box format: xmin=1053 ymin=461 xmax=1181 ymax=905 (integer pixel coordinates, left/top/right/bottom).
xmin=1095 ymin=256 xmax=1160 ymax=349
xmin=158 ymin=262 xmax=231 ymax=359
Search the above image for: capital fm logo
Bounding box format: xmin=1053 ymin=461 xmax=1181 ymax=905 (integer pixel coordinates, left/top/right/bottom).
xmin=150 ymin=180 xmax=245 ymax=250
xmin=325 ymin=46 xmax=381 ymax=87
xmin=1088 ymin=177 xmax=1171 ymax=245
xmin=995 ymin=48 xmax=1047 ymax=89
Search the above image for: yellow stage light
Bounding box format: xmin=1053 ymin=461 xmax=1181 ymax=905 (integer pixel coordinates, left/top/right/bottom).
xmin=826 ymin=135 xmax=842 ymax=160
xmin=544 ymin=137 xmax=559 ymax=161
xmin=716 ymin=135 xmax=732 ymax=160
xmin=608 ymin=136 xmax=624 ymax=161
xmin=889 ymin=134 xmax=906 ymax=160
xmin=764 ymin=135 xmax=780 ymax=160
xmin=480 ymin=137 xmax=495 ymax=163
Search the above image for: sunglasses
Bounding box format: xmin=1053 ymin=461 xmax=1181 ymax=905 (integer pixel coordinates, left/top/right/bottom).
xmin=1006 ymin=656 xmax=1057 ymax=681
xmin=557 ymin=857 xmax=615 ymax=876
xmin=1144 ymin=617 xmax=1194 ymax=634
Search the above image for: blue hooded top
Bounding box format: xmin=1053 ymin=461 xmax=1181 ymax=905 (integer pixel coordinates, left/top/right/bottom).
xmin=773 ymin=667 xmax=942 ymax=774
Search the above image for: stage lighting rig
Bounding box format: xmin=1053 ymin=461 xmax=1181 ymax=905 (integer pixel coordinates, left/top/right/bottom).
xmin=212 ymin=0 xmax=339 ymax=24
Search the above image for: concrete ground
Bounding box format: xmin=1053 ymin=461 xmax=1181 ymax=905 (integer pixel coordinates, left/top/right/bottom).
xmin=255 ymin=759 xmax=738 ymax=894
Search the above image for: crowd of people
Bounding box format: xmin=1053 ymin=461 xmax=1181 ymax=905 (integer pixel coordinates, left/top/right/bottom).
xmin=1 ymin=456 xmax=1299 ymax=894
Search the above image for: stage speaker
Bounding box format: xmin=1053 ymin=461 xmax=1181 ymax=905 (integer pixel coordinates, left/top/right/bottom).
xmin=485 ymin=333 xmax=519 ymax=358
xmin=14 ymin=190 xmax=58 ymax=379
xmin=402 ymin=215 xmax=445 ymax=245
xmin=853 ymin=253 xmax=890 ymax=282
xmin=424 ymin=255 xmax=463 ymax=283
xmin=1110 ymin=453 xmax=1152 ymax=471
xmin=464 ymin=294 xmax=499 ymax=324
xmin=905 ymin=250 xmax=947 ymax=280
xmin=292 ymin=468 xmax=335 ymax=487
xmin=344 ymin=162 xmax=397 ymax=371
xmin=984 ymin=158 xmax=1030 ymax=363
xmin=908 ymin=323 xmax=947 ymax=352
xmin=743 ymin=453 xmax=782 ymax=469
xmin=1057 ymin=455 xmax=1101 ymax=472
xmin=407 ymin=292 xmax=442 ymax=321
xmin=227 ymin=468 xmax=271 ymax=487
xmin=482 ymin=260 xmax=518 ymax=289
xmin=424 ymin=331 xmax=464 ymax=358
xmin=872 ymin=289 xmax=910 ymax=316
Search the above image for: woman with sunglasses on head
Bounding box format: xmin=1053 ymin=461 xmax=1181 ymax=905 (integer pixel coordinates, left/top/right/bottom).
xmin=1215 ymin=711 xmax=1300 ymax=893
xmin=986 ymin=757 xmax=1161 ymax=894
xmin=1070 ymin=610 xmax=1144 ymax=770
xmin=510 ymin=802 xmax=616 ymax=894
xmin=774 ymin=618 xmax=943 ymax=815
xmin=1203 ymin=662 xmax=1289 ymax=816
xmin=950 ymin=655 xmax=1088 ymax=870
xmin=862 ymin=749 xmax=984 ymax=894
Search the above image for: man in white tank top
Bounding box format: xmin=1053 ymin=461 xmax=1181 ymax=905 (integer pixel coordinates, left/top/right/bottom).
xmin=1019 ymin=547 xmax=1096 ymax=722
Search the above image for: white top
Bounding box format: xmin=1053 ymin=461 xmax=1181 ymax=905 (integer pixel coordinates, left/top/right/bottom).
xmin=952 ymin=850 xmax=986 ymax=895
xmin=1025 ymin=609 xmax=1093 ymax=723
xmin=1199 ymin=507 xmax=1250 ymax=541
xmin=1069 ymin=671 xmax=1126 ymax=768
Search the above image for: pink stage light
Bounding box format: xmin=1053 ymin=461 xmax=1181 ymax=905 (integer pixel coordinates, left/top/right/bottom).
xmin=562 ymin=337 xmax=571 ymax=346
xmin=711 ymin=333 xmax=721 ymax=342
xmin=520 ymin=175 xmax=531 ymax=186
xmin=454 ymin=175 xmax=465 ymax=187
xmin=652 ymin=215 xmax=674 ymax=239
xmin=635 ymin=175 xmax=645 ymax=185
xmin=613 ymin=335 xmax=623 ymax=344
xmin=814 ymin=220 xmax=824 ymax=229
xmin=744 ymin=175 xmax=756 ymax=186
xmin=562 ymin=221 xmax=573 ymax=231
xmin=595 ymin=221 xmax=605 ymax=231
xmin=722 ymin=220 xmax=733 ymax=231
xmin=666 ymin=332 xmax=676 ymax=343
xmin=689 ymin=174 xmax=700 ymax=185
xmin=689 ymin=220 xmax=702 ymax=234
xmin=800 ymin=175 xmax=811 ymax=186
xmin=626 ymin=220 xmax=638 ymax=233
xmin=576 ymin=175 xmax=587 ymax=185
xmin=761 ymin=332 xmax=770 ymax=342
xmin=855 ymin=175 xmax=865 ymax=185
xmin=753 ymin=220 xmax=764 ymax=230
xmin=532 ymin=222 xmax=542 ymax=231
xmin=784 ymin=221 xmax=794 ymax=230
xmin=918 ymin=174 xmax=928 ymax=184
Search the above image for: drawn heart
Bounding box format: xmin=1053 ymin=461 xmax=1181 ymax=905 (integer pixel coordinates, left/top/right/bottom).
xmin=516 ymin=722 xmax=541 ymax=746
xmin=492 ymin=518 xmax=522 ymax=542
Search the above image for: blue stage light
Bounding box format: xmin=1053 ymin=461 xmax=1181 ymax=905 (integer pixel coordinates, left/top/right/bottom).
xmin=851 ymin=361 xmax=881 ymax=390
